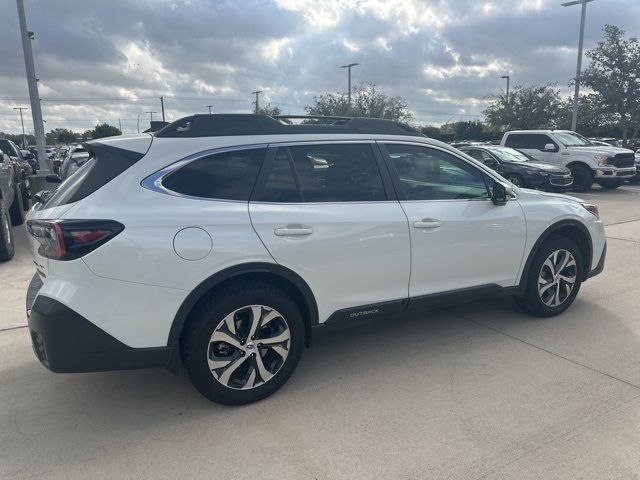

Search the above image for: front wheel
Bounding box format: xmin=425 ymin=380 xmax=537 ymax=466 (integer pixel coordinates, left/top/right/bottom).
xmin=181 ymin=282 xmax=304 ymax=405
xmin=516 ymin=236 xmax=583 ymax=317
xmin=20 ymin=182 xmax=30 ymax=211
xmin=0 ymin=200 xmax=15 ymax=262
xmin=569 ymin=165 xmax=593 ymax=192
xmin=597 ymin=180 xmax=624 ymax=190
xmin=9 ymin=185 xmax=25 ymax=226
xmin=504 ymin=174 xmax=524 ymax=188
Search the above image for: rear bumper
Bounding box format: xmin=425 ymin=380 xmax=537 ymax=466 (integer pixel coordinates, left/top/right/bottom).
xmin=27 ymin=292 xmax=174 ymax=373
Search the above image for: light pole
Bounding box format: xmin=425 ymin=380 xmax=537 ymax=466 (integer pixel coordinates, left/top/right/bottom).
xmin=16 ymin=0 xmax=48 ymax=172
xmin=340 ymin=63 xmax=358 ymax=111
xmin=252 ymin=91 xmax=263 ymax=113
xmin=137 ymin=114 xmax=141 ymax=134
xmin=13 ymin=107 xmax=28 ymax=148
xmin=562 ymin=0 xmax=594 ymax=131
xmin=145 ymin=111 xmax=157 ymax=123
xmin=501 ymin=75 xmax=510 ymax=105
xmin=160 ymin=96 xmax=165 ymax=122
xmin=206 ymin=105 xmax=213 ymax=114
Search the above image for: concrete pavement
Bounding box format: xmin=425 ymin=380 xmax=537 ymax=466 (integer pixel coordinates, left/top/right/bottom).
xmin=1 ymin=185 xmax=640 ymax=479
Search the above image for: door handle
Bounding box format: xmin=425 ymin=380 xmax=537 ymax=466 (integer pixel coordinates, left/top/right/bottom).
xmin=413 ymin=219 xmax=441 ymax=229
xmin=274 ymin=225 xmax=314 ymax=237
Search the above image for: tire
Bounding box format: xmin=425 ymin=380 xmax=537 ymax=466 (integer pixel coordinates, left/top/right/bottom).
xmin=0 ymin=199 xmax=15 ymax=262
xmin=20 ymin=182 xmax=30 ymax=211
xmin=181 ymin=282 xmax=305 ymax=405
xmin=569 ymin=165 xmax=593 ymax=192
xmin=597 ymin=180 xmax=624 ymax=190
xmin=516 ymin=236 xmax=583 ymax=317
xmin=9 ymin=185 xmax=25 ymax=226
xmin=628 ymin=176 xmax=640 ymax=183
xmin=505 ymin=174 xmax=524 ymax=188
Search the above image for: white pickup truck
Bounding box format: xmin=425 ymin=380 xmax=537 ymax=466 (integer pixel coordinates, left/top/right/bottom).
xmin=501 ymin=130 xmax=636 ymax=191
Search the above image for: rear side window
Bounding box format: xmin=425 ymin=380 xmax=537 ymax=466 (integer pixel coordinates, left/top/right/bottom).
xmin=162 ymin=148 xmax=266 ymax=200
xmin=285 ymin=143 xmax=386 ymax=202
xmin=45 ymin=146 xmax=143 ymax=208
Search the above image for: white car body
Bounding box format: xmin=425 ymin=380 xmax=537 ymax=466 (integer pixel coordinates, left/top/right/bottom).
xmin=24 ymin=115 xmax=607 ymax=402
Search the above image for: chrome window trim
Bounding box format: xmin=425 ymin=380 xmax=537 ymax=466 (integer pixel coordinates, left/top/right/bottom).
xmin=140 ymin=143 xmax=269 ymax=202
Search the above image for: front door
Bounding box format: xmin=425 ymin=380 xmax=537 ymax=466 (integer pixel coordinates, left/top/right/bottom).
xmin=380 ymin=142 xmax=527 ymax=298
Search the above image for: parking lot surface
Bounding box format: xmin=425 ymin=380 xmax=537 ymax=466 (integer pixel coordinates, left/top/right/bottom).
xmin=2 ymin=185 xmax=640 ymax=479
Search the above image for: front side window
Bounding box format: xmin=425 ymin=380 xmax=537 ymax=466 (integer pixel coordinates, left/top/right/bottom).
xmin=488 ymin=147 xmax=530 ymax=163
xmin=385 ymin=144 xmax=489 ymax=201
xmin=553 ymin=131 xmax=591 ymax=147
xmin=286 ymin=143 xmax=386 ymax=202
xmin=162 ymin=147 xmax=266 ymax=200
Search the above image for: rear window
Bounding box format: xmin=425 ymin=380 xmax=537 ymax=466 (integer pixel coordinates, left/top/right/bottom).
xmin=44 ymin=145 xmax=143 ymax=208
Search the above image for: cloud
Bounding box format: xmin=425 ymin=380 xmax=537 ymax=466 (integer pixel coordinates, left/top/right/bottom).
xmin=0 ymin=0 xmax=638 ymax=133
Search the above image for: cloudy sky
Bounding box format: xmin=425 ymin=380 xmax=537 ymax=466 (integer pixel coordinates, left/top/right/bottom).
xmin=1 ymin=0 xmax=639 ymax=134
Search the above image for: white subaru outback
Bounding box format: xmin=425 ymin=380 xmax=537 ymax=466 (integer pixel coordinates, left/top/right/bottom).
xmin=25 ymin=114 xmax=606 ymax=405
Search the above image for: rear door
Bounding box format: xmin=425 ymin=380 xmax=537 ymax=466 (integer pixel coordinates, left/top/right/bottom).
xmin=505 ymin=133 xmax=560 ymax=165
xmin=249 ymin=142 xmax=411 ymax=323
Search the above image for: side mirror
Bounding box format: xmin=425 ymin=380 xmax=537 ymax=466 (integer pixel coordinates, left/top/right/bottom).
xmin=45 ymin=174 xmax=62 ymax=184
xmin=484 ymin=158 xmax=498 ymax=167
xmin=491 ymin=180 xmax=513 ymax=206
xmin=544 ymin=143 xmax=556 ymax=152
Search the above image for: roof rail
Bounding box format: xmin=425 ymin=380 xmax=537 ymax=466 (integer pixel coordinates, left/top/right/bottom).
xmin=154 ymin=114 xmax=424 ymax=138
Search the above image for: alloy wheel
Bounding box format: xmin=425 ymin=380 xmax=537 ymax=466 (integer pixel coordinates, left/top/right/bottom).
xmin=537 ymin=249 xmax=577 ymax=307
xmin=507 ymin=175 xmax=522 ymax=187
xmin=207 ymin=305 xmax=291 ymax=390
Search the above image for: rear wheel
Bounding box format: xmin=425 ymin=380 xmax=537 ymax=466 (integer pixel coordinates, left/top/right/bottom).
xmin=181 ymin=282 xmax=304 ymax=405
xmin=504 ymin=174 xmax=524 ymax=188
xmin=0 ymin=199 xmax=15 ymax=262
xmin=516 ymin=236 xmax=583 ymax=317
xmin=569 ymin=165 xmax=593 ymax=192
xmin=9 ymin=185 xmax=24 ymax=226
xmin=597 ymin=180 xmax=624 ymax=190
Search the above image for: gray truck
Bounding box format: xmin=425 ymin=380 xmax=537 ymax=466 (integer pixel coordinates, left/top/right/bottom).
xmin=0 ymin=149 xmax=26 ymax=261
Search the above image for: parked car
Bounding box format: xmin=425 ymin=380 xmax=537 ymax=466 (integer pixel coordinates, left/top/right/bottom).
xmin=60 ymin=151 xmax=90 ymax=180
xmin=53 ymin=146 xmax=69 ymax=173
xmin=0 ymin=139 xmax=32 ymax=209
xmin=501 ymin=130 xmax=636 ymax=191
xmin=0 ymin=149 xmax=26 ymax=261
xmin=459 ymin=145 xmax=573 ymax=191
xmin=588 ymin=137 xmax=623 ymax=148
xmin=25 ymin=114 xmax=606 ymax=405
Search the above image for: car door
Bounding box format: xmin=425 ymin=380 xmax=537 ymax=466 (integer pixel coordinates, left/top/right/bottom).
xmin=380 ymin=142 xmax=526 ymax=298
xmin=506 ymin=133 xmax=559 ymax=165
xmin=249 ymin=142 xmax=411 ymax=323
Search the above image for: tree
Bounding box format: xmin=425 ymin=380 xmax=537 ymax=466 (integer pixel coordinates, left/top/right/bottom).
xmin=46 ymin=128 xmax=76 ymax=144
xmin=91 ymin=123 xmax=121 ymax=139
xmin=0 ymin=132 xmax=35 ymax=147
xmin=557 ymin=93 xmax=618 ymax=137
xmin=305 ymin=83 xmax=413 ymax=122
xmin=580 ymin=24 xmax=640 ymax=144
xmin=453 ymin=120 xmax=484 ymax=139
xmin=255 ymin=103 xmax=282 ymax=116
xmin=483 ymin=84 xmax=565 ymax=130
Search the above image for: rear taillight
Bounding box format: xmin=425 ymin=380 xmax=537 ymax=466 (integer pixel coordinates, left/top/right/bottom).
xmin=26 ymin=220 xmax=124 ymax=260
